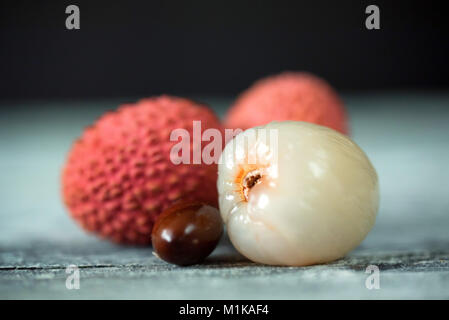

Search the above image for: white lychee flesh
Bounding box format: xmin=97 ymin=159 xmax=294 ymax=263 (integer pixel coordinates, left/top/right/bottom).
xmin=217 ymin=121 xmax=379 ymax=266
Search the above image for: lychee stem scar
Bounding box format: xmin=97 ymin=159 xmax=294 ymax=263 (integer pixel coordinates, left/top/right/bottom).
xmin=242 ymin=170 xmax=262 ymax=201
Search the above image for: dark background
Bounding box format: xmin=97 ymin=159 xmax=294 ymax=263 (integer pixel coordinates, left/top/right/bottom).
xmin=1 ymin=0 xmax=448 ymax=100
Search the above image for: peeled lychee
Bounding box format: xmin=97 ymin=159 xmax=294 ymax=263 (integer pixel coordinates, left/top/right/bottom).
xmin=62 ymin=96 xmax=223 ymax=245
xmin=218 ymin=121 xmax=378 ymax=266
xmin=225 ymin=72 xmax=348 ymax=134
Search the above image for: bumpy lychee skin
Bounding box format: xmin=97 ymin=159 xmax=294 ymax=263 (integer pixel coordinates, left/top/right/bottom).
xmin=225 ymin=72 xmax=348 ymax=134
xmin=62 ymin=96 xmax=223 ymax=245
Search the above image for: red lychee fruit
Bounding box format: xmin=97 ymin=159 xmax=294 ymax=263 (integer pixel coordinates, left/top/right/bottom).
xmin=62 ymin=96 xmax=223 ymax=245
xmin=225 ymin=72 xmax=348 ymax=134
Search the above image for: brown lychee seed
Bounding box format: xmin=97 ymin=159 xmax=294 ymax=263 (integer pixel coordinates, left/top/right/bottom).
xmin=151 ymin=202 xmax=223 ymax=266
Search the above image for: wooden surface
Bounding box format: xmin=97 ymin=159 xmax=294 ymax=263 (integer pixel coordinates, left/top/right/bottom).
xmin=1 ymin=94 xmax=449 ymax=299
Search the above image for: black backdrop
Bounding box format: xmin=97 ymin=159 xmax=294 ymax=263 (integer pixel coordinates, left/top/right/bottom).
xmin=1 ymin=0 xmax=448 ymax=100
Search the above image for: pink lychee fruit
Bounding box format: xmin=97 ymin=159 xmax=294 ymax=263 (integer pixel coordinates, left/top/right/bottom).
xmin=62 ymin=96 xmax=223 ymax=245
xmin=225 ymin=72 xmax=349 ymax=134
